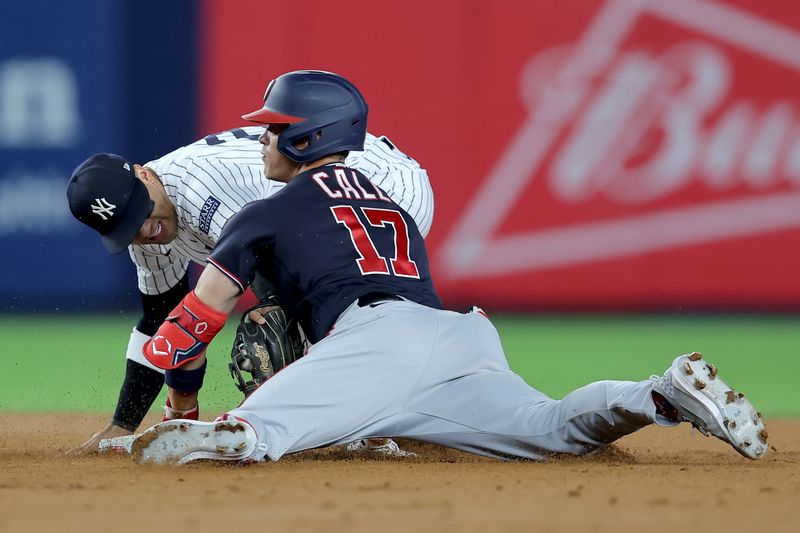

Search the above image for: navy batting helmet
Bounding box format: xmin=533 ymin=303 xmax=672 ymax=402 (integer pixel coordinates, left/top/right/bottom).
xmin=241 ymin=70 xmax=368 ymax=164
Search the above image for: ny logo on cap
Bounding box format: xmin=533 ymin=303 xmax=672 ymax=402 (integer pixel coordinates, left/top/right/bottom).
xmin=91 ymin=197 xmax=117 ymax=220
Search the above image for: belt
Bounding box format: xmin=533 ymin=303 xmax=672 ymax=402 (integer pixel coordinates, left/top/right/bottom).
xmin=357 ymin=292 xmax=402 ymax=307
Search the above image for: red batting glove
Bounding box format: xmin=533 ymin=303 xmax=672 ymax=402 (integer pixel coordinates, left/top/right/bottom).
xmin=143 ymin=290 xmax=228 ymax=370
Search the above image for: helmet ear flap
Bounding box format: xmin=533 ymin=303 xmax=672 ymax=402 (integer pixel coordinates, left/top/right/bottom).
xmin=278 ymin=105 xmax=367 ymax=163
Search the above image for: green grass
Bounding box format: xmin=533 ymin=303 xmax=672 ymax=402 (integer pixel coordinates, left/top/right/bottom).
xmin=0 ymin=314 xmax=796 ymax=416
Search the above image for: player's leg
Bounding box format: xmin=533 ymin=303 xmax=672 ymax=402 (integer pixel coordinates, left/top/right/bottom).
xmin=132 ymin=298 xmax=441 ymax=464
xmin=396 ymin=310 xmax=766 ymax=460
xmin=236 ymin=305 xmax=657 ymax=460
xmin=228 ymin=299 xmax=443 ymax=460
xmin=391 ymin=309 xmax=659 ymax=459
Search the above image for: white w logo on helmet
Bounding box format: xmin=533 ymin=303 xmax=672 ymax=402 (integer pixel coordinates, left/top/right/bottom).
xmin=91 ymin=197 xmax=117 ymax=220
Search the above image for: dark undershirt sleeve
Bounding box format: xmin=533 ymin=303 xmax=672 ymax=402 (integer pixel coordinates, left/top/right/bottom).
xmin=111 ymin=273 xmax=190 ymax=431
xmin=136 ymin=272 xmax=190 ymax=336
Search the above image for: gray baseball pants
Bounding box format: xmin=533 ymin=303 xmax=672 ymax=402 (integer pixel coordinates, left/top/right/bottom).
xmin=229 ymin=299 xmax=660 ymax=461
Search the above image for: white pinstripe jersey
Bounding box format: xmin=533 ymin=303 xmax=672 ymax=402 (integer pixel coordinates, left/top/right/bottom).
xmin=130 ymin=126 xmax=434 ymax=295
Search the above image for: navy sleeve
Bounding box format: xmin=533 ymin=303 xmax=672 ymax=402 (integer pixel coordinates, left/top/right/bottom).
xmin=207 ymin=200 xmax=275 ymax=293
xmin=137 ymin=272 xmax=190 ymax=335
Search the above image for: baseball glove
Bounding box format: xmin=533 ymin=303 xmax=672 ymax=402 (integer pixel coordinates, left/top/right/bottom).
xmin=229 ymin=304 xmax=304 ymax=396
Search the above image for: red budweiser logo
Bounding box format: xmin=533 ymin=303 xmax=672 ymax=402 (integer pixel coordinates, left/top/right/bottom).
xmin=440 ymin=0 xmax=800 ymax=279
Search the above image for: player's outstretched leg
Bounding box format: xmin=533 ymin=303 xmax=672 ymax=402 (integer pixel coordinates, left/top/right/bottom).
xmin=131 ymin=416 xmax=259 ymax=465
xmin=651 ymin=352 xmax=768 ymax=459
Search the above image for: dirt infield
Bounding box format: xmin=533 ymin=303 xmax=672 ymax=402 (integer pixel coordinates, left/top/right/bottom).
xmin=0 ymin=413 xmax=797 ymax=533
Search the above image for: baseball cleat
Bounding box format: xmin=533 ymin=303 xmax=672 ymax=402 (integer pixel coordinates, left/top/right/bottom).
xmin=131 ymin=419 xmax=257 ymax=465
xmin=98 ymin=434 xmax=138 ymax=455
xmin=346 ymin=438 xmax=418 ymax=458
xmin=651 ymin=352 xmax=768 ymax=460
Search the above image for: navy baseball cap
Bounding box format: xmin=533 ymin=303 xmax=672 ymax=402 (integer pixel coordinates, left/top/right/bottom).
xmin=67 ymin=153 xmax=154 ymax=254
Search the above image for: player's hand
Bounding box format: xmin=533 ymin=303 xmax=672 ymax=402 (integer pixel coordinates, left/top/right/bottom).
xmin=229 ymin=304 xmax=304 ymax=395
xmin=247 ymin=304 xmax=281 ymax=325
xmin=65 ymin=423 xmax=133 ymax=455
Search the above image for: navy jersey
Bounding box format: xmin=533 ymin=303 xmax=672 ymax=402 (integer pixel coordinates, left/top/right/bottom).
xmin=208 ymin=164 xmax=442 ymax=343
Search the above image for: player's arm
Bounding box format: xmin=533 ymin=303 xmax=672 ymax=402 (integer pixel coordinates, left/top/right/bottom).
xmin=141 ymin=261 xmax=244 ymax=369
xmin=66 ymin=273 xmax=189 ymax=455
xmin=115 ymin=247 xmax=192 ymax=422
xmin=195 ymin=263 xmax=243 ymax=312
xmin=139 ymin=263 xmax=242 ymax=413
xmin=68 ymin=242 xmax=192 ymax=454
xmin=116 ymin=275 xmax=190 ymax=423
xmin=142 ymin=201 xmax=270 ymax=407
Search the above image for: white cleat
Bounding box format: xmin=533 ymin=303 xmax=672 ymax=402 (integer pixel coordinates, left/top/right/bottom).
xmin=131 ymin=419 xmax=257 ymax=465
xmin=346 ymin=438 xmax=418 ymax=458
xmin=98 ymin=434 xmax=138 ymax=455
xmin=652 ymin=352 xmax=768 ymax=460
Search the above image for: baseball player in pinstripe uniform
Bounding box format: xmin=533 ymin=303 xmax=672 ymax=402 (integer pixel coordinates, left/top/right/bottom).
xmin=66 ymin=124 xmax=433 ymax=455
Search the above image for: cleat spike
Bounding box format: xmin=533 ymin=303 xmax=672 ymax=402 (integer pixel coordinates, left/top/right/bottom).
xmin=683 ymin=362 xmax=694 ymax=375
xmin=706 ymin=364 xmax=718 ymax=378
xmin=759 ymin=430 xmax=769 ymax=442
xmin=694 ymin=378 xmax=706 ymax=390
xmin=725 ymin=391 xmax=736 ymax=404
xmin=215 ymin=421 xmax=245 ymax=433
xmin=688 ymin=352 xmax=703 ymax=361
